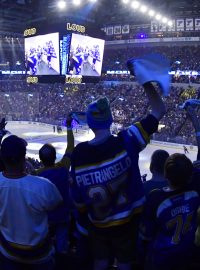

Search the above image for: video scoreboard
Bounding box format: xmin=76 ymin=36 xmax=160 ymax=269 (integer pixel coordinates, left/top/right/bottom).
xmin=24 ymin=22 xmax=105 ymax=84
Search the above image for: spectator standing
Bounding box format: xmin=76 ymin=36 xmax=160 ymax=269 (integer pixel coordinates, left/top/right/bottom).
xmin=34 ymin=116 xmax=74 ymax=256
xmin=143 ymin=149 xmax=169 ymax=197
xmin=0 ymin=118 xmax=9 ymax=144
xmin=0 ymin=135 xmax=62 ymax=270
xmin=71 ymin=80 xmax=166 ymax=270
xmin=140 ymin=153 xmax=200 ymax=270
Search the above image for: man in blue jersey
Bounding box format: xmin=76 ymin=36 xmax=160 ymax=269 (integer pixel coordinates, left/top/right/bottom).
xmin=140 ymin=153 xmax=200 ymax=270
xmin=71 ymin=78 xmax=166 ymax=270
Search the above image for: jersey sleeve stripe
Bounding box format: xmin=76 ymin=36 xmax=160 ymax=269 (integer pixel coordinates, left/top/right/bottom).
xmin=127 ymin=124 xmax=150 ymax=150
xmin=134 ymin=122 xmax=150 ymax=143
xmin=156 ymin=199 xmax=173 ymax=218
xmin=156 ymin=191 xmax=199 ymax=218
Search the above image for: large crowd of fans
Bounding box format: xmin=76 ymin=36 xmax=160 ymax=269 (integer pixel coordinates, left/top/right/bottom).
xmin=103 ymin=45 xmax=200 ymax=72
xmin=102 ymin=45 xmax=200 ymax=84
xmin=1 ymin=42 xmax=200 ymax=270
xmin=0 ymin=79 xmax=199 ymax=145
xmin=0 ymin=79 xmax=200 ymax=270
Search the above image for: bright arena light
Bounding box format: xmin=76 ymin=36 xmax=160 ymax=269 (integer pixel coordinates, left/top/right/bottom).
xmin=73 ymin=0 xmax=81 ymax=5
xmin=131 ymin=1 xmax=140 ymax=9
xmin=122 ymin=0 xmax=130 ymax=3
xmin=57 ymin=0 xmax=66 ymax=9
xmin=155 ymin=14 xmax=161 ymax=20
xmin=129 ymin=2 xmax=171 ymax=25
xmin=162 ymin=17 xmax=167 ymax=23
xmin=168 ymin=21 xmax=173 ymax=26
xmin=140 ymin=5 xmax=147 ymax=13
xmin=148 ymin=10 xmax=155 ymax=17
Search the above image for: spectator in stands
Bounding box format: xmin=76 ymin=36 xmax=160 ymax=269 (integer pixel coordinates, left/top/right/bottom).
xmin=0 ymin=79 xmax=199 ymax=146
xmin=143 ymin=149 xmax=169 ymax=196
xmin=140 ymin=153 xmax=199 ymax=270
xmin=0 ymin=135 xmax=62 ymax=270
xmin=34 ymin=116 xmax=74 ymax=257
xmin=71 ymin=80 xmax=166 ymax=270
xmin=0 ymin=118 xmax=9 ymax=144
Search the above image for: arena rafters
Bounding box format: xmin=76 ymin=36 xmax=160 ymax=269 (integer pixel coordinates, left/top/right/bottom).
xmin=0 ymin=0 xmax=200 ymax=34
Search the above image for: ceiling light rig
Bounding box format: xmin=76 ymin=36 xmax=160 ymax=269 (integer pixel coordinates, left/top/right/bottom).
xmin=123 ymin=0 xmax=173 ymax=26
xmin=122 ymin=0 xmax=130 ymax=3
xmin=73 ymin=0 xmax=81 ymax=6
xmin=57 ymin=0 xmax=66 ymax=9
xmin=57 ymin=0 xmax=98 ymax=9
xmin=57 ymin=0 xmax=173 ymax=27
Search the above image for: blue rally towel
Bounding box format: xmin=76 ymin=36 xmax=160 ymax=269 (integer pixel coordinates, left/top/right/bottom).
xmin=127 ymin=53 xmax=171 ymax=96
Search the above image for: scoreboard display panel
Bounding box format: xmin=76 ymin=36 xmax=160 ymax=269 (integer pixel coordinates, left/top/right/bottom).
xmin=25 ymin=32 xmax=60 ymax=76
xmin=65 ymin=33 xmax=105 ymax=77
xmin=24 ymin=22 xmax=105 ymax=84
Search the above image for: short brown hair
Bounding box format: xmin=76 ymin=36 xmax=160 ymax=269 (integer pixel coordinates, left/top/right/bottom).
xmin=150 ymin=149 xmax=169 ymax=174
xmin=164 ymin=153 xmax=193 ymax=189
xmin=39 ymin=144 xmax=56 ymax=166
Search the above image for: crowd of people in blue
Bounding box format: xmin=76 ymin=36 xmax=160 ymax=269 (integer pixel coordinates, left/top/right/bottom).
xmin=2 ymin=42 xmax=200 ymax=83
xmin=0 ymin=48 xmax=200 ymax=270
xmin=0 ymin=78 xmax=199 ymax=145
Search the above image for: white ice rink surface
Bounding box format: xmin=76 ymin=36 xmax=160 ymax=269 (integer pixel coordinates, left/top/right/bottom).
xmin=7 ymin=121 xmax=198 ymax=180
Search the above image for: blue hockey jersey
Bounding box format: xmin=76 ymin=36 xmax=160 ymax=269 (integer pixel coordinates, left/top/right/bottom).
xmin=140 ymin=187 xmax=200 ymax=266
xmin=71 ymin=114 xmax=158 ymax=228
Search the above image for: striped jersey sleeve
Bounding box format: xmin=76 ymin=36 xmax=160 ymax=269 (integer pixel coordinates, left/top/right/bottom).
xmin=127 ymin=114 xmax=159 ymax=151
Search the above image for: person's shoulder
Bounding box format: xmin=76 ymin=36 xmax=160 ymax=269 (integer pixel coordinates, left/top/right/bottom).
xmin=146 ymin=187 xmax=167 ymax=205
xmin=72 ymin=141 xmax=88 ymax=156
xmin=33 ymin=166 xmax=56 ymax=175
xmin=144 ymin=178 xmax=168 ymax=191
xmin=39 ymin=166 xmax=68 ymax=181
xmin=25 ymin=174 xmax=54 ymax=187
xmin=74 ymin=141 xmax=88 ymax=151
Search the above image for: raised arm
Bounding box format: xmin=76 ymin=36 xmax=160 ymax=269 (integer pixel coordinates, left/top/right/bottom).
xmin=65 ymin=116 xmax=75 ymax=154
xmin=185 ymin=105 xmax=200 ymax=160
xmin=57 ymin=115 xmax=75 ymax=169
xmin=143 ymin=82 xmax=166 ymax=121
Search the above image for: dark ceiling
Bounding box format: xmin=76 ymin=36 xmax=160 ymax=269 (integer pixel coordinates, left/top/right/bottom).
xmin=0 ymin=0 xmax=200 ymax=34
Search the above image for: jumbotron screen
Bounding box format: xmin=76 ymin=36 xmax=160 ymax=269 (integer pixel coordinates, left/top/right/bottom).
xmin=62 ymin=33 xmax=105 ymax=77
xmin=25 ymin=32 xmax=60 ymax=76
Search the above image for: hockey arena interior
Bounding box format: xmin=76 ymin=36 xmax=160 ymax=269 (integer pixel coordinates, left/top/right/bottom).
xmin=0 ymin=0 xmax=200 ymax=270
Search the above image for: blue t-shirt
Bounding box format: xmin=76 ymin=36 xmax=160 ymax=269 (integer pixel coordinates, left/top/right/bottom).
xmin=39 ymin=167 xmax=69 ymax=224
